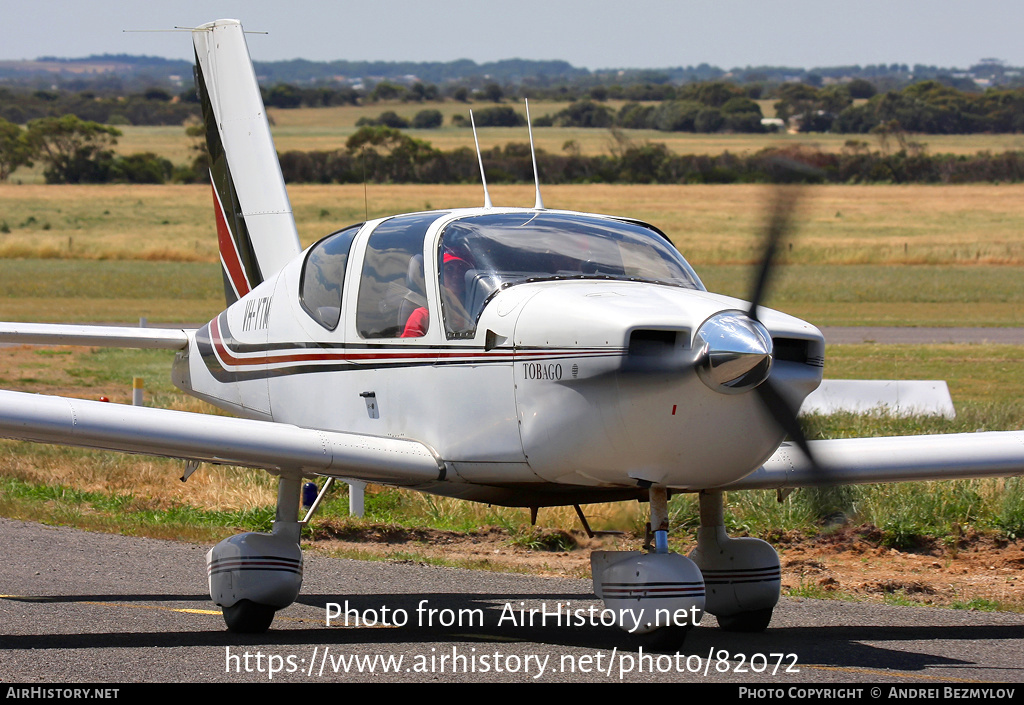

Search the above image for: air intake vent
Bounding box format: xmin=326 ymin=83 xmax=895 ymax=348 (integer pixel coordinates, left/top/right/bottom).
xmin=629 ymin=329 xmax=680 ymax=356
xmin=773 ymin=337 xmax=824 ymax=367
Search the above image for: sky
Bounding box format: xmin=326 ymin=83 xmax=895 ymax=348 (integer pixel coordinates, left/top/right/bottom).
xmin=4 ymin=0 xmax=1024 ymax=71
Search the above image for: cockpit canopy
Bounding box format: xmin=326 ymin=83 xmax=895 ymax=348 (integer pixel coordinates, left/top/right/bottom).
xmin=438 ymin=212 xmax=703 ymax=337
xmin=300 ymin=210 xmax=704 ymax=340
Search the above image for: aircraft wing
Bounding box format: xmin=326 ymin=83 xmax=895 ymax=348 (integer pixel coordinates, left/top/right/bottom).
xmin=0 ymin=322 xmax=192 ymax=350
xmin=722 ymin=432 xmax=1024 ymax=489
xmin=0 ymin=390 xmax=444 ymax=482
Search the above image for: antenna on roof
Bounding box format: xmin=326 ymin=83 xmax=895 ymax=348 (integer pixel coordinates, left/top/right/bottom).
xmin=469 ymin=110 xmax=493 ymax=209
xmin=525 ymin=99 xmax=544 ymax=210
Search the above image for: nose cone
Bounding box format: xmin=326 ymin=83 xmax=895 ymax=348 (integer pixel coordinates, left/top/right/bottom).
xmin=695 ymin=312 xmax=773 ymax=393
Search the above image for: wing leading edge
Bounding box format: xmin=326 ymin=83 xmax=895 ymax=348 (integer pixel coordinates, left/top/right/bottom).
xmin=723 ymin=432 xmax=1024 ymax=490
xmin=0 ymin=322 xmax=192 ymax=350
xmin=0 ymin=390 xmax=444 ymax=482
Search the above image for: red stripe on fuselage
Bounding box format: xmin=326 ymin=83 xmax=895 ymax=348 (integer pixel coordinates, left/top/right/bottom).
xmin=208 ymin=316 xmax=617 ymax=370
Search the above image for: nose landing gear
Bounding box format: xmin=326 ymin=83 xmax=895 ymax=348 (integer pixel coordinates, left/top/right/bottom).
xmin=590 ymin=487 xmax=705 ymax=650
xmin=590 ymin=486 xmax=781 ymax=648
xmin=688 ymin=490 xmax=780 ymax=632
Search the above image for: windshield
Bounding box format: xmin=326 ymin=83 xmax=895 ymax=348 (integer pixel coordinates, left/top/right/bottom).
xmin=437 ymin=212 xmax=703 ymax=338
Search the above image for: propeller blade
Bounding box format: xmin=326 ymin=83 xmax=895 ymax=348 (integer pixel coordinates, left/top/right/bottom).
xmin=746 ymin=180 xmax=824 ymax=472
xmin=754 ymin=378 xmax=817 ymax=465
xmin=748 ymin=185 xmax=800 ymax=323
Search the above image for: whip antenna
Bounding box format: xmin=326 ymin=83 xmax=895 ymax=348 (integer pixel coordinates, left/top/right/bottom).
xmin=123 ymin=28 xmax=268 ymax=34
xmin=470 ymin=110 xmax=493 ymax=209
xmin=525 ymin=99 xmax=544 ymax=210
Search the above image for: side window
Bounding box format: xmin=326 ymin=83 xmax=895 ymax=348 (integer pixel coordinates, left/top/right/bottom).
xmin=438 ymin=246 xmax=479 ymax=339
xmin=357 ymin=213 xmax=443 ymax=339
xmin=299 ymin=224 xmax=360 ymax=330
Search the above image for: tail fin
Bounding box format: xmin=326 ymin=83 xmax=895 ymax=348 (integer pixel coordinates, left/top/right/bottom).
xmin=192 ymin=19 xmax=301 ymax=305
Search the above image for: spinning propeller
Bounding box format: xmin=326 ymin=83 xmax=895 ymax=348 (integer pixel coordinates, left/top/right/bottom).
xmin=740 ymin=185 xmax=820 ymax=467
xmin=627 ymin=183 xmax=822 ymax=470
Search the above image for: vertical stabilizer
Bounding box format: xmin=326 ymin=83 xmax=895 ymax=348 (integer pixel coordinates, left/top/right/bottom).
xmin=193 ymin=19 xmax=301 ymax=305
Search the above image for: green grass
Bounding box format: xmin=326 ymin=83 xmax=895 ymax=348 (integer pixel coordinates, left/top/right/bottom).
xmin=507 ymin=527 xmax=578 ymax=552
xmin=699 ymin=263 xmax=1024 ymax=327
xmin=3 ymin=257 xmax=1024 ymax=326
xmin=822 ymin=346 xmax=1024 ymax=405
xmin=0 ymin=476 xmax=275 ymax=542
xmin=315 ymin=483 xmax=537 ymax=535
xmin=787 ymin=578 xmax=859 ymax=602
xmin=0 ymin=259 xmax=220 ymax=300
xmin=0 ymin=346 xmax=181 ymax=397
xmin=881 ymin=590 xmax=931 ymax=607
xmin=0 ymin=259 xmax=222 ymax=323
xmin=951 ymin=598 xmax=1005 ymax=611
xmin=700 ymin=264 xmax=1024 ymax=310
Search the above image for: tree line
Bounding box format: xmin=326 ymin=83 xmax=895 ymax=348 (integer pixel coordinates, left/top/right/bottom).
xmin=280 ymin=126 xmax=1024 ymax=186
xmin=774 ymin=80 xmax=1024 ymax=134
xmin=529 ymin=81 xmax=1024 ymax=136
xmin=0 ymin=115 xmax=182 ymax=184
xmin=6 ymin=115 xmax=1024 ymax=187
xmin=6 ymin=79 xmax=1024 ymax=137
xmin=0 ymin=86 xmax=199 ymax=126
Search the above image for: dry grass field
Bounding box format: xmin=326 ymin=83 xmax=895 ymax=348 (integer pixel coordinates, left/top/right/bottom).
xmin=246 ymin=181 xmax=1024 ymax=267
xmin=3 ymin=182 xmax=1024 ymax=265
xmin=2 ymin=181 xmax=1023 ymax=325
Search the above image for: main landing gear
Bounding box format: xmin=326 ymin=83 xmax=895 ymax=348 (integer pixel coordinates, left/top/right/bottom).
xmin=590 ymin=487 xmax=781 ymax=649
xmin=207 ymin=475 xmax=304 ymax=633
xmin=204 ymin=478 xmax=781 ymax=639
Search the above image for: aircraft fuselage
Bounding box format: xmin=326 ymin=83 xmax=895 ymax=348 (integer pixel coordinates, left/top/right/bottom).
xmin=174 ymin=208 xmax=824 ymax=503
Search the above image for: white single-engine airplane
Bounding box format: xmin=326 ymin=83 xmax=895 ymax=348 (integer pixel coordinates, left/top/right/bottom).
xmin=2 ymin=19 xmax=1023 ymax=643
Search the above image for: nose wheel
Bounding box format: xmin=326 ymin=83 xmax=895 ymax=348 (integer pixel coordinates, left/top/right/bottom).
xmin=223 ymin=599 xmax=277 ymax=633
xmin=590 ymin=485 xmax=705 ymax=650
xmin=688 ymin=491 xmax=781 ymax=632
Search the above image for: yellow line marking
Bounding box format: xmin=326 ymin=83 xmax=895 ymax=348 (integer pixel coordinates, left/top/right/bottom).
xmin=0 ymin=594 xmax=397 ymax=626
xmin=1 ymin=595 xmax=220 ymax=616
xmin=168 ymin=608 xmax=222 ymax=615
xmin=81 ymin=601 xmax=221 ymax=616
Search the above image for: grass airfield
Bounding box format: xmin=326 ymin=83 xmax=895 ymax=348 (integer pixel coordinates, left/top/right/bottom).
xmin=1 ymin=182 xmax=1023 ymax=327
xmin=1 ymin=173 xmax=1023 ymax=605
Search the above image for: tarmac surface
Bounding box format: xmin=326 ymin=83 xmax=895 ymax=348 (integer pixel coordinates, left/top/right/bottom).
xmin=2 ymin=519 xmax=1022 ymax=684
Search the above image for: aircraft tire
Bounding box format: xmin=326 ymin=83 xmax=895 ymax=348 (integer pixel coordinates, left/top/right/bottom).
xmin=223 ymin=599 xmax=276 ymax=633
xmin=716 ymin=607 xmax=773 ymax=633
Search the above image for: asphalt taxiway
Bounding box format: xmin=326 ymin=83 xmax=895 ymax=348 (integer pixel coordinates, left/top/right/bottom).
xmin=2 ymin=519 xmax=1022 ymax=684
